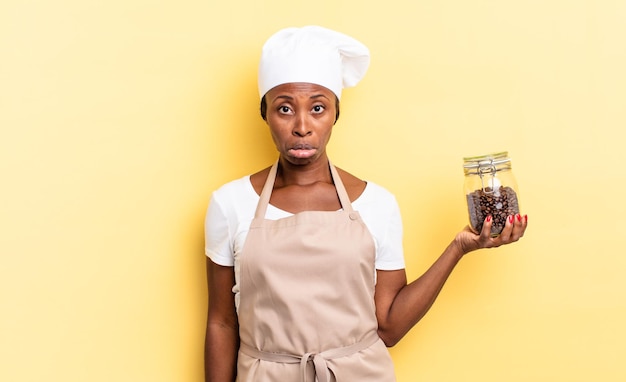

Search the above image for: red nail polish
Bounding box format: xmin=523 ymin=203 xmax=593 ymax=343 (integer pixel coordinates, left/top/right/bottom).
xmin=524 ymin=214 xmax=528 ymax=222
xmin=516 ymin=214 xmax=522 ymax=222
xmin=508 ymin=215 xmax=514 ymax=224
xmin=486 ymin=215 xmax=492 ymax=222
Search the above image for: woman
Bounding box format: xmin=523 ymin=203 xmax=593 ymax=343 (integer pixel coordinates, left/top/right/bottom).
xmin=205 ymin=26 xmax=527 ymax=382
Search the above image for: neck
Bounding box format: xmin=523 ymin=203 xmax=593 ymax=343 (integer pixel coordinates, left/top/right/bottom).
xmin=276 ymin=156 xmax=332 ymax=187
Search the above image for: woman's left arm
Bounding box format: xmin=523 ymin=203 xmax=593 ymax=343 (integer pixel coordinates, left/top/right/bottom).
xmin=374 ymin=214 xmax=528 ymax=347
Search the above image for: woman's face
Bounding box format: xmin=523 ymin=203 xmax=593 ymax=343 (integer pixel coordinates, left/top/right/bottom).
xmin=264 ymin=82 xmax=337 ymax=166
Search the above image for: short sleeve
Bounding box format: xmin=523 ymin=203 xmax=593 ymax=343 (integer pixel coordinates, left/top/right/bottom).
xmin=204 ymin=193 xmax=235 ymax=266
xmin=354 ymin=182 xmax=406 ymax=271
xmin=373 ymin=197 xmax=405 ymax=270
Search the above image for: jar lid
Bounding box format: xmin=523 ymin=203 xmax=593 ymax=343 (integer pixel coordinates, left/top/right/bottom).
xmin=463 ymin=151 xmax=511 ymax=169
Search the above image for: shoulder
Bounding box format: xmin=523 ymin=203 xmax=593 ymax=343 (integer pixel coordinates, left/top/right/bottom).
xmin=208 ymin=175 xmax=259 ymax=227
xmin=356 ymin=181 xmax=399 ymax=209
xmin=211 ymin=175 xmax=257 ymax=207
xmin=249 ymin=166 xmax=273 ymax=196
xmin=332 ymin=165 xmax=399 ymax=211
xmin=213 ymin=175 xmax=252 ymax=194
xmin=334 ymin=166 xmax=367 ymax=202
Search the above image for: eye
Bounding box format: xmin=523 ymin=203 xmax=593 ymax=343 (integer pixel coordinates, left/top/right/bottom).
xmin=311 ymin=105 xmax=325 ymax=114
xmin=278 ymin=105 xmax=293 ymax=114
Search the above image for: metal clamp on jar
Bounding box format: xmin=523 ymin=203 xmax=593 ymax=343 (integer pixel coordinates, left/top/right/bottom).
xmin=463 ymin=152 xmax=520 ymax=236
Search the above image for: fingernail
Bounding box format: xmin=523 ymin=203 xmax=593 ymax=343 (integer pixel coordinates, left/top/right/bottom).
xmin=486 ymin=215 xmax=492 ymax=222
xmin=508 ymin=215 xmax=514 ymax=224
xmin=524 ymin=214 xmax=528 ymax=222
xmin=516 ymin=214 xmax=522 ymax=222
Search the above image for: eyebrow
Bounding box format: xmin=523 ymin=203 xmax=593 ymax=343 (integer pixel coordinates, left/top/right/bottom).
xmin=273 ymin=95 xmax=294 ymax=101
xmin=272 ymin=94 xmax=330 ymax=102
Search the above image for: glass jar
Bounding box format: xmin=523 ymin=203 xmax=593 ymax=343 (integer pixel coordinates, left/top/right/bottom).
xmin=463 ymin=152 xmax=520 ymax=236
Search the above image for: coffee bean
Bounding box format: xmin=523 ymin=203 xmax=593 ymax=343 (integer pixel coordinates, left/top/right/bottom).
xmin=466 ymin=186 xmax=519 ymax=236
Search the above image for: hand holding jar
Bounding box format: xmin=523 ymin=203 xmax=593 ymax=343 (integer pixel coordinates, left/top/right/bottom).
xmin=456 ymin=152 xmax=528 ymax=253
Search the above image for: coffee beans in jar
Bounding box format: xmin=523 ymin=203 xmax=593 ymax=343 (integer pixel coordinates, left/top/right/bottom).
xmin=466 ymin=185 xmax=519 ymax=235
xmin=463 ymin=152 xmax=520 ymax=237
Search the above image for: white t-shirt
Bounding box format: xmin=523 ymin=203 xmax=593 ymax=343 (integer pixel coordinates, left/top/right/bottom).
xmin=204 ymin=175 xmax=406 ymax=309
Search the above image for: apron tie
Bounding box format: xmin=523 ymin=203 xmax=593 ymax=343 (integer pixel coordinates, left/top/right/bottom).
xmin=240 ymin=331 xmax=380 ymax=382
xmin=300 ymin=352 xmax=331 ymax=382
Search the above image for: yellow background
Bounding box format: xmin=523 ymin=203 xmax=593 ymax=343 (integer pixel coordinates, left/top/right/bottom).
xmin=2 ymin=1 xmax=625 ymax=381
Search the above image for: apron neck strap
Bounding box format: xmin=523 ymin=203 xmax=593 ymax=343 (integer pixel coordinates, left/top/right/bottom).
xmin=254 ymin=159 xmax=354 ymax=219
xmin=329 ymin=161 xmax=354 ymax=213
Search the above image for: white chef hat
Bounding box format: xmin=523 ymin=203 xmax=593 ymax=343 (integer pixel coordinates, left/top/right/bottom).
xmin=258 ymin=25 xmax=370 ymax=100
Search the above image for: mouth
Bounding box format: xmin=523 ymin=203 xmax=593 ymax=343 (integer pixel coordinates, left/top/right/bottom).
xmin=288 ymin=143 xmax=317 ymax=159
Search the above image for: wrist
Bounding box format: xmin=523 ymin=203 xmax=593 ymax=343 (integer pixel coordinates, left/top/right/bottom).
xmin=449 ymin=237 xmax=468 ymax=261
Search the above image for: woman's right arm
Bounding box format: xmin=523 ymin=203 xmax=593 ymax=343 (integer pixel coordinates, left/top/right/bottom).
xmin=205 ymin=259 xmax=239 ymax=382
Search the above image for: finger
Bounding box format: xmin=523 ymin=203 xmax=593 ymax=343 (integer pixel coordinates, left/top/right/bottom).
xmin=506 ymin=214 xmax=522 ymax=242
xmin=498 ymin=215 xmax=515 ymax=242
xmin=512 ymin=214 xmax=528 ymax=240
xmin=480 ymin=215 xmax=494 ymax=241
xmin=480 ymin=215 xmax=493 ymax=238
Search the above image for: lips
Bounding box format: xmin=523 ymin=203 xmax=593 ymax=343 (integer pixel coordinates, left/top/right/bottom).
xmin=288 ymin=143 xmax=317 ymax=158
xmin=291 ymin=143 xmax=315 ymax=150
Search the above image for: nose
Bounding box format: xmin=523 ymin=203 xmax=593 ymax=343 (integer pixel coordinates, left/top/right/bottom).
xmin=292 ymin=113 xmax=312 ymax=137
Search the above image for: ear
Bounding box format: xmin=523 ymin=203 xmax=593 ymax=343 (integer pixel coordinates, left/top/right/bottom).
xmin=259 ymin=95 xmax=268 ymax=121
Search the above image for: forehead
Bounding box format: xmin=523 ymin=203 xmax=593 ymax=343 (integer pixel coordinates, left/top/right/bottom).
xmin=266 ymin=82 xmax=334 ymax=100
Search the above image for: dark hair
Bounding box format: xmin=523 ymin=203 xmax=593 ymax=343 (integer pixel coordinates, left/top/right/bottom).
xmin=260 ymin=95 xmax=341 ymax=123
